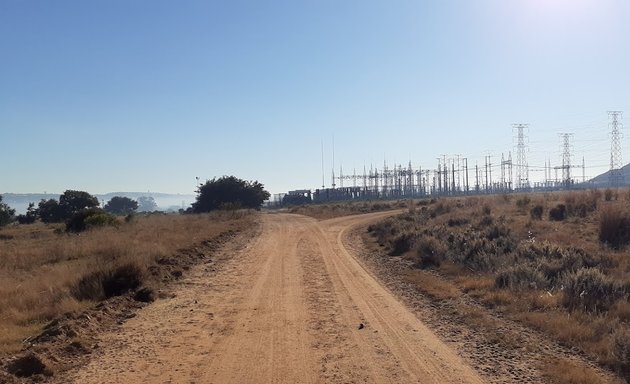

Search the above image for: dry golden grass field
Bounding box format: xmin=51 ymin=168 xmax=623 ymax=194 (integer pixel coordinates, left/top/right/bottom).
xmin=366 ymin=189 xmax=630 ymax=382
xmin=0 ymin=211 xmax=255 ymax=356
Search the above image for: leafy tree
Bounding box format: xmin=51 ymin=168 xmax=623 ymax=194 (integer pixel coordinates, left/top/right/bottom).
xmin=0 ymin=195 xmax=15 ymax=227
xmin=192 ymin=176 xmax=270 ymax=213
xmin=16 ymin=202 xmax=38 ymax=224
xmin=59 ymin=190 xmax=99 ymax=213
xmin=104 ymin=196 xmax=138 ymax=215
xmin=137 ymin=196 xmax=158 ymax=212
xmin=37 ymin=190 xmax=99 ymax=223
xmin=38 ymin=199 xmax=65 ymax=223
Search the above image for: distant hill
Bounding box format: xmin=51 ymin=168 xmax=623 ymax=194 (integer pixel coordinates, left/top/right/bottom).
xmin=1 ymin=192 xmax=196 ymax=214
xmin=588 ymin=163 xmax=630 ymax=187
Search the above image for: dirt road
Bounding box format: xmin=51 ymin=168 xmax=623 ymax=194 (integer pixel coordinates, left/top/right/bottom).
xmin=68 ymin=212 xmax=484 ymax=384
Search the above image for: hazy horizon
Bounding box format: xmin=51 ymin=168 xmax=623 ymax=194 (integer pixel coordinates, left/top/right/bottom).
xmin=2 ymin=1 xmax=629 ymax=195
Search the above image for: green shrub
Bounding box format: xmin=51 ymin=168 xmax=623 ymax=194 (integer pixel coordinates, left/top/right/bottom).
xmin=66 ymin=208 xmax=118 ymax=233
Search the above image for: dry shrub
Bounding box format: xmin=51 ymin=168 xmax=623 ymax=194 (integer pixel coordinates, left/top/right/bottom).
xmin=516 ymin=196 xmax=531 ymax=209
xmin=71 ymin=263 xmax=143 ymax=301
xmin=401 ymin=269 xmax=459 ymax=301
xmin=562 ymin=268 xmax=625 ymax=313
xmin=530 ymin=205 xmax=543 ymax=220
xmin=564 ymin=191 xmax=598 ymax=218
xmin=549 ymin=204 xmax=567 ymax=221
xmin=495 ymin=264 xmax=548 ymax=290
xmin=519 ymin=311 xmax=595 ymax=344
xmin=614 ymin=329 xmax=630 ymax=378
xmin=542 ymin=357 xmax=612 ymax=384
xmin=599 ymin=205 xmax=630 ymax=249
xmin=610 ymin=300 xmax=630 ymax=323
xmin=414 ymin=236 xmax=447 ymax=268
xmin=389 ymin=232 xmax=420 ymax=256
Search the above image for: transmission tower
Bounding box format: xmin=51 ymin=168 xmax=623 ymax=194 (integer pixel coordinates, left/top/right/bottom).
xmin=559 ymin=133 xmax=574 ymax=188
xmin=513 ymin=124 xmax=529 ymax=190
xmin=609 ymin=111 xmax=624 ymax=187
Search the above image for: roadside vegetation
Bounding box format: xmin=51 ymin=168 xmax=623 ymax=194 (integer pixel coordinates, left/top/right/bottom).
xmin=0 ymin=175 xmax=267 ymax=360
xmin=0 ymin=211 xmax=255 ymax=355
xmin=367 ymin=189 xmax=630 ymax=381
xmin=285 ymin=199 xmax=410 ymax=220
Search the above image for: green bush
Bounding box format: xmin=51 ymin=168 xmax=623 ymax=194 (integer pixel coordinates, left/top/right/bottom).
xmin=66 ymin=208 xmax=118 ymax=233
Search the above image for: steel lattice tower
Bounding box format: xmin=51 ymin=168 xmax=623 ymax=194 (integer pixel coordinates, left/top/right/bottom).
xmin=513 ymin=124 xmax=529 ymax=190
xmin=609 ymin=111 xmax=624 ymax=187
xmin=559 ymin=133 xmax=574 ymax=187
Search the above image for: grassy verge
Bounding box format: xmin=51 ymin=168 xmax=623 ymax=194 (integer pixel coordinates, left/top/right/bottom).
xmin=0 ymin=211 xmax=255 ymax=355
xmin=367 ymin=190 xmax=630 ymax=382
xmin=284 ymin=199 xmax=417 ymax=220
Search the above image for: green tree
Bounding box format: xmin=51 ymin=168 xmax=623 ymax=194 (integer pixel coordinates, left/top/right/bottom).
xmin=0 ymin=195 xmax=16 ymax=227
xmin=16 ymin=202 xmax=38 ymax=224
xmin=59 ymin=190 xmax=99 ymax=213
xmin=104 ymin=196 xmax=139 ymax=215
xmin=37 ymin=190 xmax=99 ymax=223
xmin=192 ymin=176 xmax=270 ymax=213
xmin=37 ymin=199 xmax=65 ymax=223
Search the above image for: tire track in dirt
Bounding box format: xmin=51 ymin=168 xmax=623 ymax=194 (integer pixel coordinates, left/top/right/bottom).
xmin=65 ymin=212 xmax=485 ymax=384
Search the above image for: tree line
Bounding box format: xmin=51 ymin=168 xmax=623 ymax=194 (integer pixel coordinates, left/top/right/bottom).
xmin=0 ymin=176 xmax=270 ymax=228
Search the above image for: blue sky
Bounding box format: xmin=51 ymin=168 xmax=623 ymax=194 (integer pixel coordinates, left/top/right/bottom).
xmin=1 ymin=0 xmax=629 ymax=196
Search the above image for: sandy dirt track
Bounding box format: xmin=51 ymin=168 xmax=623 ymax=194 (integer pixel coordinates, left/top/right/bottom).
xmin=68 ymin=212 xmax=484 ymax=384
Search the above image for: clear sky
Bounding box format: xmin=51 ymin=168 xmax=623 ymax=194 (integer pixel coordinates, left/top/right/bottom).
xmin=2 ymin=0 xmax=629 ymax=196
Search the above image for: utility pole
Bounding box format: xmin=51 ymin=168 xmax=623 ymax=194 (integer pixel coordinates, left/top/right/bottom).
xmin=331 ymin=135 xmax=336 ymax=189
xmin=464 ymin=158 xmax=469 ymax=193
xmin=609 ymin=111 xmax=624 ymax=187
xmin=436 ymin=158 xmax=442 ymax=195
xmin=321 ymin=139 xmax=325 ymax=189
xmin=475 ymin=161 xmax=479 ymax=192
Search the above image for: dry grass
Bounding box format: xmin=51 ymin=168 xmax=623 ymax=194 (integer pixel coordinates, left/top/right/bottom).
xmin=543 ymin=358 xmax=619 ymax=384
xmin=368 ymin=189 xmax=630 ymax=381
xmin=0 ymin=211 xmax=255 ymax=354
xmin=401 ymin=269 xmax=459 ymax=301
xmin=285 ymin=199 xmax=413 ymax=220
